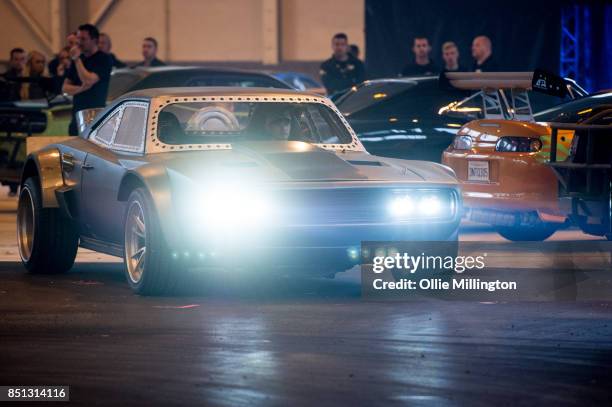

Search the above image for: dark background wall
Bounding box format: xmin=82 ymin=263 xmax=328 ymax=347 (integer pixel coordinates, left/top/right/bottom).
xmin=364 ymin=0 xmax=612 ymax=92
xmin=365 ymin=0 xmax=561 ymax=78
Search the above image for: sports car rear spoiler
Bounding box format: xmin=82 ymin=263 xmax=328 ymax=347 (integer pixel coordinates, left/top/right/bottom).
xmin=444 ymin=71 xmax=534 ymax=91
xmin=439 ymin=69 xmax=586 ymax=121
xmin=443 ymin=70 xmax=583 ymax=98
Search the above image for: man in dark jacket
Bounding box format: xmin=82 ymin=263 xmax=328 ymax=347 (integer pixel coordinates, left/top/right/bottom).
xmin=401 ymin=37 xmax=437 ymax=77
xmin=320 ymin=33 xmax=365 ymax=96
xmin=48 ymin=32 xmax=77 ymax=76
xmin=441 ymin=41 xmax=465 ymax=73
xmin=471 ymin=36 xmax=498 ymax=72
xmin=0 ymin=48 xmax=26 ymax=102
xmin=133 ymin=37 xmax=166 ymax=68
xmin=99 ymin=33 xmax=127 ymax=69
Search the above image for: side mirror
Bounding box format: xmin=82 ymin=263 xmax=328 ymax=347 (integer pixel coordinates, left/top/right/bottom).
xmin=76 ymin=107 xmax=104 ymax=137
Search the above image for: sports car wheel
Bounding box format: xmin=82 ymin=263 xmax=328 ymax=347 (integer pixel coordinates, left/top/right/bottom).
xmin=496 ymin=223 xmax=558 ymax=242
xmin=124 ymin=188 xmax=178 ymax=295
xmin=17 ymin=177 xmax=78 ymax=273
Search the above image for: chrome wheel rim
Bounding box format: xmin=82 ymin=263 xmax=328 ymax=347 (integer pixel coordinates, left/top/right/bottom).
xmin=17 ymin=186 xmax=35 ymax=262
xmin=125 ymin=200 xmax=147 ymax=284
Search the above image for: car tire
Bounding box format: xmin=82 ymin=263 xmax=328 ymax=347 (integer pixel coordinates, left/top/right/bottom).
xmin=123 ymin=187 xmax=179 ymax=295
xmin=17 ymin=177 xmax=78 ymax=274
xmin=496 ymin=223 xmax=558 ymax=242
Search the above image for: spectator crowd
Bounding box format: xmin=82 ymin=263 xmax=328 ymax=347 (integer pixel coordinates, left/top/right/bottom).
xmin=1 ymin=22 xmax=500 ymax=117
xmin=320 ymin=32 xmax=498 ymax=95
xmin=0 ymin=23 xmax=166 ymax=136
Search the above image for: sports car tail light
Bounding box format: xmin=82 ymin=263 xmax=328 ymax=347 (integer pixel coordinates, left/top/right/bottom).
xmin=495 ymin=137 xmax=542 ymax=152
xmin=452 ymin=135 xmax=472 ymax=150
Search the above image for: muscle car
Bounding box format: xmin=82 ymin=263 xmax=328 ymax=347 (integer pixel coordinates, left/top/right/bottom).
xmin=17 ymin=87 xmax=461 ymax=295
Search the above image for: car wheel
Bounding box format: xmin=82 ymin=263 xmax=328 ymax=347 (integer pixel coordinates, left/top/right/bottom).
xmin=124 ymin=187 xmax=178 ymax=295
xmin=496 ymin=223 xmax=558 ymax=242
xmin=17 ymin=177 xmax=78 ymax=273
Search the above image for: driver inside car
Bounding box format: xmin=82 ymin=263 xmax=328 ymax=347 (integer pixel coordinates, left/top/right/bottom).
xmin=264 ymin=110 xmax=292 ymax=140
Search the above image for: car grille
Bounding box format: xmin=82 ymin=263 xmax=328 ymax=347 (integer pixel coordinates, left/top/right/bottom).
xmin=275 ymin=187 xmax=458 ymax=226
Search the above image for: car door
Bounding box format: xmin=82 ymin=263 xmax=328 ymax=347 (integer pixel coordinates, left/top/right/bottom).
xmin=81 ymin=101 xmax=148 ymax=244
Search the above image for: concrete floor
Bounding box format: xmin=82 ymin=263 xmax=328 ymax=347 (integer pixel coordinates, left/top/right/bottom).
xmin=1 ymin=188 xmax=611 ymax=406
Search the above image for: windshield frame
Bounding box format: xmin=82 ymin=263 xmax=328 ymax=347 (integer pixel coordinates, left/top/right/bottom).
xmin=146 ymin=94 xmax=364 ymax=154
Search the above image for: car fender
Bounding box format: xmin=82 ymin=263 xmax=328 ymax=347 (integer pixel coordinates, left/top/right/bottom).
xmin=21 ymin=148 xmax=64 ymax=208
xmin=117 ymin=164 xmax=180 ymax=248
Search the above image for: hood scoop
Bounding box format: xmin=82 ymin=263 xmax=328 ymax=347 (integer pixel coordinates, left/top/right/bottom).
xmin=346 ymin=160 xmax=383 ymax=167
xmin=264 ymin=150 xmax=367 ymax=180
xmin=232 ymin=141 xmax=367 ymax=181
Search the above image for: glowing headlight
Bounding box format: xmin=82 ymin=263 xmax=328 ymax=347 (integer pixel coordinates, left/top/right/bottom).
xmin=418 ymin=195 xmax=441 ymax=216
xmin=389 ymin=196 xmax=414 ymax=217
xmin=193 ymin=186 xmax=273 ymax=229
xmin=388 ymin=191 xmax=451 ymax=220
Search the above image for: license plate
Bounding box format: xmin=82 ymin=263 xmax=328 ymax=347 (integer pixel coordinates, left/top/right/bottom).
xmin=468 ymin=161 xmax=489 ymax=181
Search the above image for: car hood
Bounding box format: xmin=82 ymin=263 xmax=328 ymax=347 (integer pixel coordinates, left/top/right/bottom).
xmin=143 ymin=141 xmax=458 ymax=186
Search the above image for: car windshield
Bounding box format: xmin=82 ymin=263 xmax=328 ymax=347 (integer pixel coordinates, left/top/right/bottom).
xmin=157 ymin=101 xmax=352 ymax=145
xmin=275 ymin=74 xmax=321 ymax=90
xmin=335 ymin=81 xmax=418 ymax=116
xmin=108 ymin=71 xmax=143 ymax=101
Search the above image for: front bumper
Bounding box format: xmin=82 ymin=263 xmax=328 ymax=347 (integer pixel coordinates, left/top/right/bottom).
xmin=167 ymin=184 xmax=462 ymax=271
xmin=171 ymin=221 xmax=460 ymax=273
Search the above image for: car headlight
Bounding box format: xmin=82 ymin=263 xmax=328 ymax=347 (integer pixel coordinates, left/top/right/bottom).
xmin=495 ymin=137 xmax=542 ymax=152
xmin=452 ymin=135 xmax=472 ymax=150
xmin=191 ymin=186 xmax=274 ymax=230
xmin=388 ymin=190 xmax=454 ymax=220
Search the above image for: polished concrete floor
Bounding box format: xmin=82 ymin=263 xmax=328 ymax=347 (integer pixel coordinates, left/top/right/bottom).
xmin=1 ymin=189 xmax=611 ymax=406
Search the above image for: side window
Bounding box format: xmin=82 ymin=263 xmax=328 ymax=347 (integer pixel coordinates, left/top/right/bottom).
xmin=91 ymin=110 xmax=120 ymax=145
xmin=113 ymin=103 xmax=148 ymax=153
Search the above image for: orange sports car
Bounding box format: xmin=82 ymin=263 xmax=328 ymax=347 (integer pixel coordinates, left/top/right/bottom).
xmin=441 ymin=72 xmax=591 ymax=241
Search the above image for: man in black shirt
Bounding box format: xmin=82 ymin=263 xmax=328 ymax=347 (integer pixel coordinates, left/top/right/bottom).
xmin=133 ymin=37 xmax=166 ymax=68
xmin=0 ymin=48 xmax=26 ymax=102
xmin=401 ymin=37 xmax=437 ymax=77
xmin=63 ymin=24 xmax=113 ymax=136
xmin=441 ymin=41 xmax=465 ymax=73
xmin=320 ymin=33 xmax=365 ymax=96
xmin=471 ymin=36 xmax=498 ymax=72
